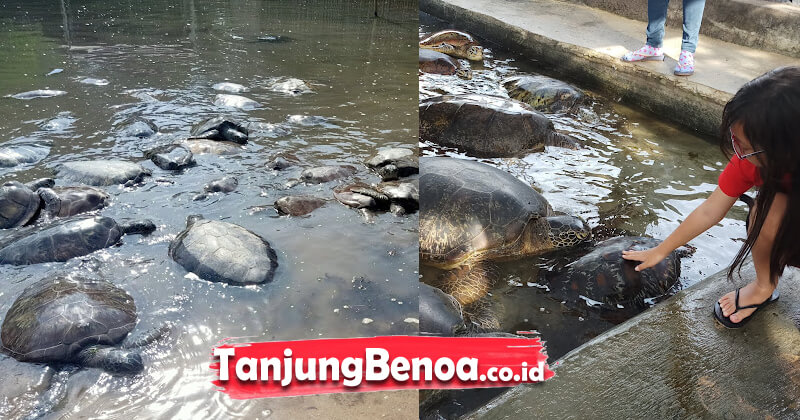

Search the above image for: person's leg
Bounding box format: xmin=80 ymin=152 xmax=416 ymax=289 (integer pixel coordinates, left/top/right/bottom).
xmin=718 ymin=192 xmax=786 ymax=323
xmin=646 ymin=0 xmax=670 ymax=48
xmin=681 ymin=0 xmax=706 ymax=53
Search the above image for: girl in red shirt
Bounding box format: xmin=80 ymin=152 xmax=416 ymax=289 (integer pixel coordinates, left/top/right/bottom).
xmin=623 ymin=66 xmax=800 ymax=328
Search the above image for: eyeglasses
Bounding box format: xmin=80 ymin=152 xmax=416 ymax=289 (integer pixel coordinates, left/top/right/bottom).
xmin=730 ymin=128 xmax=764 ymax=160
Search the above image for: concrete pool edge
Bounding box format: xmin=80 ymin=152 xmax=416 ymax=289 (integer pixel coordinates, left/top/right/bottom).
xmin=419 ymin=0 xmax=798 ymax=137
xmin=464 ymin=261 xmax=800 ymax=418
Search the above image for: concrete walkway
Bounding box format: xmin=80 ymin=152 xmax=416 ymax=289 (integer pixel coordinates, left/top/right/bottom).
xmin=467 ymin=262 xmax=800 ymax=419
xmin=420 ymin=0 xmax=799 ymax=136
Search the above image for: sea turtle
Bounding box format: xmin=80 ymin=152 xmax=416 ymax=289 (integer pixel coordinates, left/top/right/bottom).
xmin=419 ymin=94 xmax=581 ymax=158
xmin=420 ymin=157 xmax=591 ymax=306
xmin=0 ymin=215 xmax=156 ymax=265
xmin=503 ymin=75 xmax=586 ymax=113
xmin=119 ymin=117 xmax=158 ymax=138
xmin=545 ymin=236 xmax=693 ymax=309
xmin=56 ymin=160 xmax=151 ymax=186
xmin=274 ymin=196 xmax=327 ymax=216
xmin=169 ymin=216 xmax=278 ymax=286
xmin=419 ymin=49 xmax=472 ymax=80
xmin=178 ymin=139 xmax=242 ymax=155
xmin=145 ymin=144 xmax=195 ymax=170
xmin=213 ymin=94 xmax=262 ymax=110
xmin=269 ymin=78 xmax=312 ymax=95
xmin=366 ymin=148 xmax=419 ymax=181
xmin=419 ymin=30 xmax=483 ymax=61
xmin=189 ymin=117 xmax=249 ymax=144
xmin=0 ymin=141 xmax=51 ymax=168
xmin=0 ymin=181 xmax=41 ymax=229
xmin=300 ymin=165 xmax=357 ymax=184
xmin=37 ymin=186 xmax=109 ymax=220
xmin=1 ymin=275 xmax=163 ymax=374
xmin=266 ymin=152 xmax=300 ymax=171
xmin=334 ymin=179 xmax=418 ymax=216
xmin=212 ymin=82 xmax=249 ymax=93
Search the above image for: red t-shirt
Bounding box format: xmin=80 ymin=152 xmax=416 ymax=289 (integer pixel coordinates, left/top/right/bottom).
xmin=718 ymin=155 xmax=762 ymax=197
xmin=718 ymin=155 xmax=791 ymax=196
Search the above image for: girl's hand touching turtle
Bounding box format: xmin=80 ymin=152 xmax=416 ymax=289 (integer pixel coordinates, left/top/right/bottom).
xmin=621 ymin=246 xmax=669 ymax=271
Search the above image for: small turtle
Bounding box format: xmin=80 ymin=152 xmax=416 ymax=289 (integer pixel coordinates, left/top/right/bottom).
xmin=169 ymin=216 xmax=278 ymax=286
xmin=365 ymin=148 xmax=419 ymax=181
xmin=266 ymin=152 xmax=300 ymax=171
xmin=119 ymin=117 xmax=158 ymax=138
xmin=205 ymin=177 xmax=238 ymax=193
xmin=274 ymin=196 xmax=327 ymax=216
xmin=1 ymin=275 xmax=164 ymax=374
xmin=212 ymin=82 xmax=249 ymax=93
xmin=300 ymin=165 xmax=357 ymax=184
xmin=546 ymin=236 xmax=693 ymax=309
xmin=57 ymin=160 xmax=151 ymax=186
xmin=145 ymin=144 xmax=195 ymax=171
xmin=189 ymin=117 xmax=249 ymax=144
xmin=419 ymin=49 xmax=472 ymax=80
xmin=37 ymin=186 xmax=109 ymax=219
xmin=420 ymin=157 xmax=591 ymax=306
xmin=419 ymin=30 xmax=483 ymax=61
xmin=178 ymin=139 xmax=242 ymax=155
xmin=0 ymin=141 xmax=51 ymax=168
xmin=270 ymin=78 xmax=312 ymax=95
xmin=0 ymin=215 xmax=155 ymax=265
xmin=419 ymin=94 xmax=580 ymax=158
xmin=0 ymin=181 xmax=41 ymax=229
xmin=213 ymin=94 xmax=262 ymax=110
xmin=503 ymin=75 xmax=585 ymax=113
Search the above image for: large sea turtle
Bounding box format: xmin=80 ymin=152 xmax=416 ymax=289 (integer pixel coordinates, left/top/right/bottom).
xmin=169 ymin=216 xmax=278 ymax=286
xmin=1 ymin=275 xmax=163 ymax=374
xmin=419 ymin=49 xmax=472 ymax=80
xmin=420 ymin=157 xmax=591 ymax=306
xmin=0 ymin=181 xmax=41 ymax=229
xmin=419 ymin=94 xmax=581 ymax=158
xmin=545 ymin=236 xmax=693 ymax=309
xmin=365 ymin=148 xmax=418 ymax=181
xmin=189 ymin=117 xmax=249 ymax=144
xmin=57 ymin=160 xmax=150 ymax=186
xmin=503 ymin=75 xmax=586 ymax=113
xmin=420 ymin=30 xmax=483 ymax=61
xmin=0 ymin=215 xmax=155 ymax=265
xmin=37 ymin=186 xmax=109 ymax=220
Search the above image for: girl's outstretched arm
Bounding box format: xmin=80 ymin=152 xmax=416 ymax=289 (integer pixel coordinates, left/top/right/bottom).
xmin=622 ymin=187 xmax=738 ymax=271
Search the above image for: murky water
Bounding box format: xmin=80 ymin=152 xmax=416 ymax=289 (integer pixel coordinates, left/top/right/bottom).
xmin=419 ymin=12 xmax=750 ymax=419
xmin=0 ymin=1 xmax=418 ymax=419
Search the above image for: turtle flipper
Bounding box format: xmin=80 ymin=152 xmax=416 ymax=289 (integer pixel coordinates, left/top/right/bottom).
xmin=76 ymin=345 xmax=143 ymax=374
xmin=37 ymin=187 xmax=61 ymax=219
xmin=439 ymin=262 xmax=496 ymax=306
xmin=545 ymin=131 xmax=582 ymax=150
xmin=122 ymin=323 xmax=170 ymax=349
xmin=463 ymin=296 xmax=503 ymax=333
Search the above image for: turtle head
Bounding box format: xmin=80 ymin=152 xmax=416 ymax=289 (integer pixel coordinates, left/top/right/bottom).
xmin=466 ymin=45 xmax=483 ymax=61
xmin=77 ymin=346 xmax=144 ymax=374
xmin=545 ymin=215 xmax=591 ymax=248
xmin=455 ymin=68 xmax=473 ymax=80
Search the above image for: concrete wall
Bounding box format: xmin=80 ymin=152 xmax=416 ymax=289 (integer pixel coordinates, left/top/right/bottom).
xmin=564 ymin=0 xmax=800 ymax=58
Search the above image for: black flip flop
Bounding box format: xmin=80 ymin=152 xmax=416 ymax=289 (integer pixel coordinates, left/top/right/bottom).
xmin=713 ymin=287 xmax=780 ymax=329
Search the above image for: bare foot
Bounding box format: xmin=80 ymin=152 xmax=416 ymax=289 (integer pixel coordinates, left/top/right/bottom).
xmin=717 ymin=282 xmax=776 ymax=323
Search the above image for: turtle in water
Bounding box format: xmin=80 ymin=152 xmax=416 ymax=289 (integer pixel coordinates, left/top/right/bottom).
xmin=0 ymin=215 xmax=155 ymax=265
xmin=420 ymin=157 xmax=591 ymax=306
xmin=0 ymin=141 xmax=51 ymax=169
xmin=178 ymin=138 xmax=242 ymax=155
xmin=503 ymin=75 xmax=586 ymax=113
xmin=300 ymin=165 xmax=357 ymax=184
xmin=0 ymin=181 xmax=41 ymax=229
xmin=419 ymin=30 xmax=483 ymax=61
xmin=419 ymin=49 xmax=472 ymax=80
xmin=145 ymin=144 xmax=195 ymax=170
xmin=37 ymin=186 xmax=109 ymax=220
xmin=57 ymin=160 xmax=151 ymax=186
xmin=1 ymin=275 xmax=165 ymax=374
xmin=334 ymin=179 xmax=418 ymax=216
xmin=419 ymin=94 xmax=581 ymax=158
xmin=189 ymin=117 xmax=249 ymax=144
xmin=545 ymin=236 xmax=694 ymax=310
xmin=274 ymin=195 xmax=327 ymax=216
xmin=365 ymin=148 xmax=418 ymax=181
xmin=169 ymin=215 xmax=278 ymax=286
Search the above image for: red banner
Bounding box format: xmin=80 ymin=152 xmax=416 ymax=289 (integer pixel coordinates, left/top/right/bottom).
xmin=210 ymin=336 xmax=553 ymax=399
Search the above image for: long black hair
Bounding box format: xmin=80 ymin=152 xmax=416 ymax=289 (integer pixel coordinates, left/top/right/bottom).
xmin=720 ymin=66 xmax=800 ymax=284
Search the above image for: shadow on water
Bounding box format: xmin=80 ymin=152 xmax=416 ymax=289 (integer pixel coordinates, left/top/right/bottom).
xmin=419 ymin=11 xmax=751 ymax=419
xmin=0 ymin=1 xmax=419 ymax=419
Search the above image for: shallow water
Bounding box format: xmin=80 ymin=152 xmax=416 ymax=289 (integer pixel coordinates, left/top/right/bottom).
xmin=0 ymin=1 xmax=418 ymax=419
xmin=419 ymin=12 xmax=750 ymax=419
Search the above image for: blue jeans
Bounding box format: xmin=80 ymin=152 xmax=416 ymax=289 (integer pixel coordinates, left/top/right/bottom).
xmin=645 ymin=0 xmax=706 ymax=53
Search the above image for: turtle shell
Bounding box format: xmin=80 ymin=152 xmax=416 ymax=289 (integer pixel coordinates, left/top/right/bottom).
xmin=168 ymin=218 xmax=278 ymax=285
xmin=420 ymin=30 xmax=478 ymax=47
xmin=0 ymin=181 xmax=40 ymax=229
xmin=190 ymin=117 xmax=248 ymax=144
xmin=1 ymin=275 xmax=136 ymax=362
xmin=503 ymin=75 xmax=585 ymax=113
xmin=0 ymin=216 xmax=122 ymax=265
xmin=420 ymin=157 xmax=553 ymax=268
xmin=56 ymin=160 xmax=150 ymax=186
